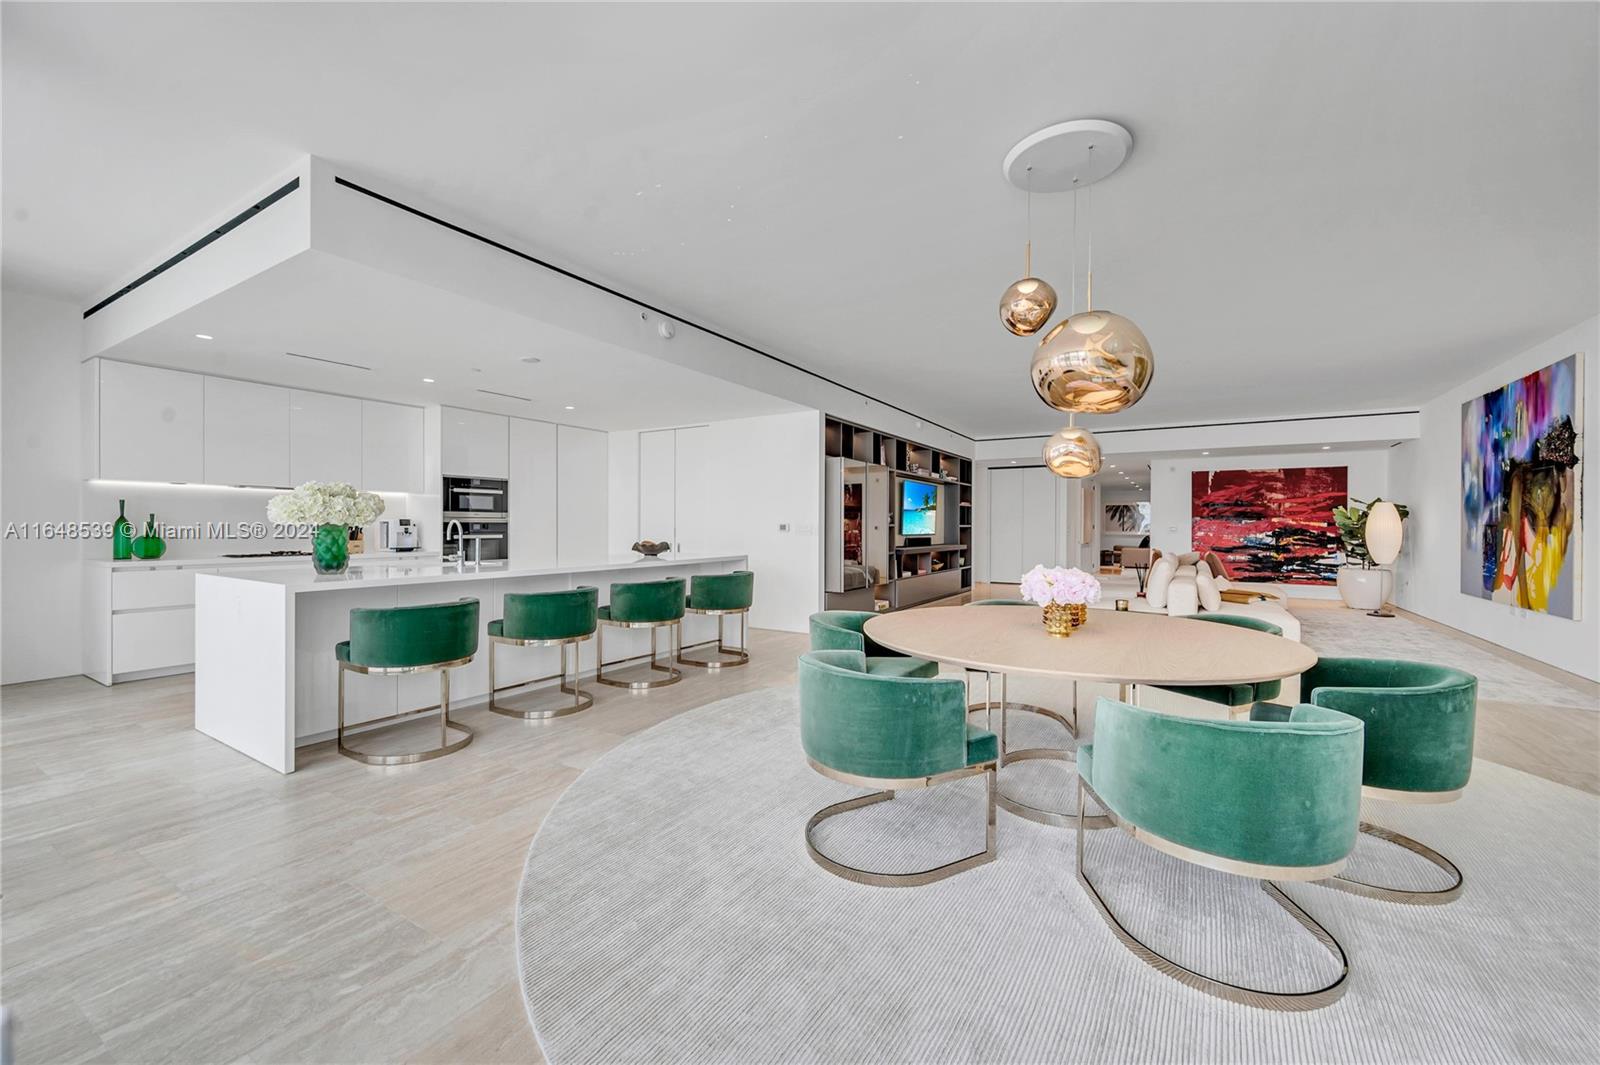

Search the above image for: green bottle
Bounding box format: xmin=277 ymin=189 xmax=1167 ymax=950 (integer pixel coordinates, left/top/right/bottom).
xmin=132 ymin=513 xmax=167 ymax=560
xmin=112 ymin=499 xmax=134 ymax=560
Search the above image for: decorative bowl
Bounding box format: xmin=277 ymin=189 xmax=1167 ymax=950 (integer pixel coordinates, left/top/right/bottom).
xmin=632 ymin=540 xmax=671 ymax=558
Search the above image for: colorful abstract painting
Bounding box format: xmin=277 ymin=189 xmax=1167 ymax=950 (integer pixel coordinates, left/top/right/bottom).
xmin=1460 ymin=354 xmax=1583 ymax=618
xmin=1192 ymin=467 xmax=1348 ymax=584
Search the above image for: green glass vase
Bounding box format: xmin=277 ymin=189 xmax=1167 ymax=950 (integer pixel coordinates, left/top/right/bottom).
xmin=112 ymin=499 xmax=134 ymax=560
xmin=131 ymin=514 xmax=166 ymax=560
xmin=313 ymin=523 xmax=349 ymax=575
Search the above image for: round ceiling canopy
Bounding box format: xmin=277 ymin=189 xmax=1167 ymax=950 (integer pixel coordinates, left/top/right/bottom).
xmin=1003 ymin=119 xmax=1133 ymax=193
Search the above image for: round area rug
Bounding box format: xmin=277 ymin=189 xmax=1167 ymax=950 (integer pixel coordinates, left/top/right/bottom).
xmin=516 ymin=687 xmax=1599 ymax=1063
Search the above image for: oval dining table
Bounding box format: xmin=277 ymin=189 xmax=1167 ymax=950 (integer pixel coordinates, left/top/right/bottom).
xmin=863 ymin=604 xmax=1318 ymax=827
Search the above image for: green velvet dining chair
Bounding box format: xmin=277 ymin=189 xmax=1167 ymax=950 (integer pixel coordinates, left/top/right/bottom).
xmin=335 ymin=599 xmax=479 ymax=765
xmin=1256 ymin=656 xmax=1477 ymax=905
xmin=1153 ymin=613 xmax=1287 ymax=710
xmin=596 ymin=577 xmax=687 ymax=690
xmin=807 ymin=610 xmax=939 ymax=679
xmin=487 ymin=586 xmax=599 ymax=719
xmin=1077 ymin=696 xmax=1365 ymax=1010
xmin=799 ymin=649 xmax=998 ymax=886
xmin=678 ymin=570 xmax=755 ymax=669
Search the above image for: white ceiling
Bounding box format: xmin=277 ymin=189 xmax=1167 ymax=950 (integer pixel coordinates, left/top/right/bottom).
xmin=95 ymin=250 xmax=800 ymax=429
xmin=5 ymin=3 xmax=1596 ymax=439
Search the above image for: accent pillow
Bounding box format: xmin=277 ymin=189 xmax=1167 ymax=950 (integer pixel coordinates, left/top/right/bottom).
xmin=1201 ymin=551 xmax=1229 ymax=579
xmin=1195 ymin=566 xmax=1223 ymax=612
xmin=1146 ymin=555 xmax=1178 ymax=608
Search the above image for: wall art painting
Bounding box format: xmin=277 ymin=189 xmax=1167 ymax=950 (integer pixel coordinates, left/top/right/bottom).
xmin=1191 ymin=466 xmax=1348 ymax=584
xmin=1461 ymin=354 xmax=1583 ymax=618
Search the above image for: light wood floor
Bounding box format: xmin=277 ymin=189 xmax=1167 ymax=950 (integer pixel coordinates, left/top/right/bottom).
xmin=3 ymin=604 xmax=1595 ymax=1063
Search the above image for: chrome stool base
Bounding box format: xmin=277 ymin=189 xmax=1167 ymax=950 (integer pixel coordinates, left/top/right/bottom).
xmin=804 ymin=760 xmax=997 ymax=887
xmin=337 ymin=656 xmax=474 ymax=766
xmin=1317 ymin=822 xmax=1464 ymax=905
xmin=596 ymin=619 xmax=683 ymax=689
xmin=677 ymin=608 xmax=750 ymax=669
xmin=1077 ymin=780 xmax=1350 ymax=1012
xmin=488 ymin=634 xmax=594 ymax=719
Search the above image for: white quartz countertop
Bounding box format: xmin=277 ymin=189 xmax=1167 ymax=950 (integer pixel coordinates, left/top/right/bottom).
xmin=195 ymin=554 xmax=747 ymax=594
xmin=88 ymin=551 xmax=441 ymax=570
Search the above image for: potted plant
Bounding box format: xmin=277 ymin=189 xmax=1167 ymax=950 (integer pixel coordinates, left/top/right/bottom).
xmin=267 ymin=482 xmax=386 ymax=575
xmin=1019 ymin=564 xmax=1102 ymax=637
xmin=1333 ymin=497 xmax=1409 ymax=609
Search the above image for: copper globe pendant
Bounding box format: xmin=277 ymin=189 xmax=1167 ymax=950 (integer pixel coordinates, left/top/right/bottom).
xmin=1043 ymin=422 xmax=1102 ymax=478
xmin=1031 ymin=308 xmax=1154 ymax=414
xmin=1000 ymin=274 xmax=1057 ymax=337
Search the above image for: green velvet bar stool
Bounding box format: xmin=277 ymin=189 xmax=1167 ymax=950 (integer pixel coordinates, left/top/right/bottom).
xmin=1260 ymin=656 xmax=1477 ymax=905
xmin=596 ymin=577 xmax=686 ymax=690
xmin=1077 ymin=697 xmax=1365 ymax=1010
xmin=335 ymin=599 xmax=479 ymax=766
xmin=807 ymin=610 xmax=939 ymax=678
xmin=799 ymin=649 xmax=998 ymax=887
xmin=1154 ymin=613 xmax=1287 ymax=712
xmin=677 ymin=570 xmax=754 ymax=669
xmin=962 ymin=597 xmax=1077 ymax=755
xmin=487 ymin=586 xmax=599 ymax=719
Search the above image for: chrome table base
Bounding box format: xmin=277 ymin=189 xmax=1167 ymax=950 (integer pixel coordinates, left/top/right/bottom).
xmin=966 ymin=671 xmax=1110 ymax=828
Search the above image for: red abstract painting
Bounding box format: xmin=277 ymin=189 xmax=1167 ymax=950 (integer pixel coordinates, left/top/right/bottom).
xmin=1191 ymin=467 xmax=1348 ymax=585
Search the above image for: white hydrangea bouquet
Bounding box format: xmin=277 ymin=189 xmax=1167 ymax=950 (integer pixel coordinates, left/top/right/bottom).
xmin=267 ymin=482 xmax=385 ymax=574
xmin=1019 ymin=564 xmax=1101 ymax=635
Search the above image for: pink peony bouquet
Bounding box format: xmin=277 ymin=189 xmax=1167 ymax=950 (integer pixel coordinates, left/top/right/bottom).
xmin=1019 ymin=564 xmax=1103 ymax=606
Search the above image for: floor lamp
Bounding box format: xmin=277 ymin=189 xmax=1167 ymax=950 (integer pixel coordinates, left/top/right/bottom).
xmin=1365 ymin=501 xmax=1403 ymax=618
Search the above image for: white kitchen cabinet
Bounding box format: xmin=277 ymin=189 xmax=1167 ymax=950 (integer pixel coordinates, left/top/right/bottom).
xmin=637 ymin=429 xmax=677 ymax=544
xmin=361 ymin=400 xmax=425 ymax=494
xmin=204 ymin=377 xmax=291 ymax=487
xmin=289 ymin=391 xmax=363 ymax=486
xmin=98 ymin=360 xmax=205 ymax=482
xmin=557 ymin=425 xmax=608 ymax=564
xmin=112 ymin=609 xmax=197 ymax=674
xmin=673 ymin=425 xmax=712 ymax=556
xmin=509 ymin=417 xmax=558 ymax=565
xmin=987 ymin=466 xmax=1060 ymax=581
xmin=441 ymin=406 xmax=509 ymax=479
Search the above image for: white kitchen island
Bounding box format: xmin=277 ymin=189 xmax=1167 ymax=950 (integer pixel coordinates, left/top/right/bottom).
xmin=194 ymin=554 xmax=748 ymax=772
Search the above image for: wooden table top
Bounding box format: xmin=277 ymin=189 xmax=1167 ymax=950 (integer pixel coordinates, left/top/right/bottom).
xmin=864 ymin=605 xmax=1316 ymax=686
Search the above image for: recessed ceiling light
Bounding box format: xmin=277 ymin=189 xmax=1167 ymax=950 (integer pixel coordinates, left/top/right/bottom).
xmin=1321 ymin=445 xmax=1331 ymax=450
xmin=1202 ymin=451 xmax=1210 ymax=455
xmin=194 ymin=333 xmax=213 ymax=340
xmin=422 ymin=378 xmax=434 ymax=383
xmin=564 ymin=405 xmax=575 ymax=411
xmin=521 ymin=356 xmax=542 ymax=364
xmin=1010 ymin=460 xmax=1017 ymax=464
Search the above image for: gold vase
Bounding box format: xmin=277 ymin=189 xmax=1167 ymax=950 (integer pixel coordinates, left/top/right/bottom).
xmin=1042 ymin=603 xmax=1073 ymax=638
xmin=1068 ymin=603 xmax=1088 ymax=628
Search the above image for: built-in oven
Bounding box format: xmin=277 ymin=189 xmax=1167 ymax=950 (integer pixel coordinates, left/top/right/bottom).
xmin=443 ymin=476 xmax=508 ymax=520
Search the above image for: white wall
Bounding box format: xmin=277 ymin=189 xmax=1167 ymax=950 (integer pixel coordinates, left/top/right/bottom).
xmin=2 ymin=290 xmax=85 ymax=683
xmin=1149 ymin=448 xmax=1390 ymax=600
xmin=1390 ymin=317 xmax=1598 ymax=680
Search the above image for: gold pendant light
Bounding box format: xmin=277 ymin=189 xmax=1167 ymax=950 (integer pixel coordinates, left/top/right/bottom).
xmin=999 ymin=167 xmax=1057 ymax=336
xmin=1043 ymin=416 xmax=1102 ymax=479
xmin=1029 ymin=153 xmax=1155 ymax=415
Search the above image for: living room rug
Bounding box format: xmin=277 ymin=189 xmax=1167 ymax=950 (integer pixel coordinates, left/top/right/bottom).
xmin=516 ymin=688 xmax=1599 ymax=1063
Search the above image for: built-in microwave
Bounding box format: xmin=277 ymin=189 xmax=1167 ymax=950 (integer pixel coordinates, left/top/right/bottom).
xmin=443 ymin=476 xmax=508 ymax=520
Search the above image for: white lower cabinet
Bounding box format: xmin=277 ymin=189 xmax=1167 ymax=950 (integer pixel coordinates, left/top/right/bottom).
xmin=112 ymin=609 xmax=197 ymax=674
xmin=87 ymin=566 xmax=218 ymax=682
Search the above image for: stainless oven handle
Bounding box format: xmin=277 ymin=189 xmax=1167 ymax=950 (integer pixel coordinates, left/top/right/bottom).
xmin=450 ymin=487 xmax=504 ymax=495
xmin=460 ymin=533 xmax=505 ymax=540
xmin=443 ymin=511 xmax=508 ymax=521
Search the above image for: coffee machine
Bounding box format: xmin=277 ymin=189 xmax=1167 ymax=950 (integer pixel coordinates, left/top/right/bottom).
xmin=393 ymin=518 xmax=420 ymax=552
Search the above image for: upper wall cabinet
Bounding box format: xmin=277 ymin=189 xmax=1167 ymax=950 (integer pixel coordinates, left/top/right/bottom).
xmin=98 ymin=361 xmax=205 ymax=483
xmin=204 ymin=377 xmax=290 ymax=488
xmin=289 ymin=391 xmax=363 ymax=487
xmin=441 ymin=407 xmax=509 ymax=479
xmin=361 ymin=400 xmax=425 ymax=494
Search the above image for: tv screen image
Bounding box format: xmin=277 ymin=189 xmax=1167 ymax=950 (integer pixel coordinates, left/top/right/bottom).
xmin=901 ymin=479 xmax=939 ymax=537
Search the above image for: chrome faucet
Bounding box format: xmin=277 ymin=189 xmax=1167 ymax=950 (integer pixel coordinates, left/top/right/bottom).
xmin=445 ymin=519 xmax=464 ymax=565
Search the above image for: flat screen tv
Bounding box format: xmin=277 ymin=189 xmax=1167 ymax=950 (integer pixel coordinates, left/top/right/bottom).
xmin=900 ymin=479 xmax=939 ymax=537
